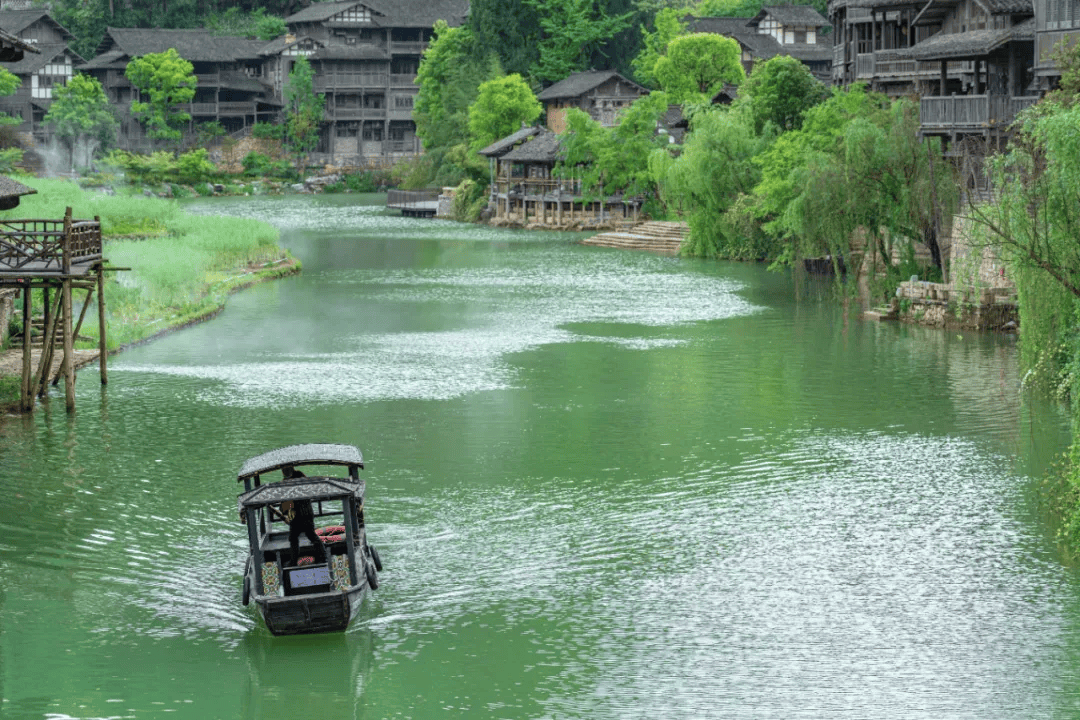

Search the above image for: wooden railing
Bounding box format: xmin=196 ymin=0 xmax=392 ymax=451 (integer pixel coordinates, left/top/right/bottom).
xmin=390 ymin=41 xmax=427 ymax=54
xmin=314 ymin=73 xmax=389 ymax=90
xmin=0 ymin=214 xmax=102 ymax=274
xmin=920 ymin=94 xmax=1039 ymax=128
xmin=495 ymin=177 xmax=583 ymax=196
xmin=387 ymin=189 xmax=439 ymax=208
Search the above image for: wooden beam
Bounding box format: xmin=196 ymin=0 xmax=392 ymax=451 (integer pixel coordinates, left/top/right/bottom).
xmin=97 ymin=260 xmax=107 ymax=386
xmin=62 ymin=278 xmax=75 ymax=412
xmin=20 ymin=284 xmax=30 ymax=411
xmin=911 ymin=0 xmax=937 ymax=28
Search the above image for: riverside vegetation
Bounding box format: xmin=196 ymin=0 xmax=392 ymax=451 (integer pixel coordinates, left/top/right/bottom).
xmin=0 ymin=175 xmax=295 ymax=409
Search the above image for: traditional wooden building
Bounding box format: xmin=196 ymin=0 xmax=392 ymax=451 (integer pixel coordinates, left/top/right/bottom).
xmin=689 ymin=6 xmax=832 ymax=79
xmin=283 ymin=0 xmax=469 ymax=165
xmin=829 ymin=0 xmax=1039 ymax=142
xmin=536 ymin=70 xmax=648 ymax=133
xmin=0 ymin=9 xmax=81 ymax=145
xmin=79 ymin=28 xmax=278 ymax=151
xmin=479 ymin=127 xmax=640 ymax=226
xmin=1033 ymin=0 xmax=1080 ymax=87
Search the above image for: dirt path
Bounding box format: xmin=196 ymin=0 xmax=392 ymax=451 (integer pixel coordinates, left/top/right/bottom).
xmin=0 ymin=346 xmax=101 ymax=381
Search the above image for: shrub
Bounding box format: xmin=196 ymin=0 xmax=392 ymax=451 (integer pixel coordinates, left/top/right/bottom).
xmin=251 ymin=122 xmax=284 ymax=140
xmin=175 ymin=148 xmax=217 ymax=183
xmin=0 ymin=147 xmax=23 ymax=173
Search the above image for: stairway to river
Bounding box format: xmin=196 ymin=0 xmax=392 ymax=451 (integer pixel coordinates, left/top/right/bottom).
xmin=581 ymin=221 xmax=688 ymax=255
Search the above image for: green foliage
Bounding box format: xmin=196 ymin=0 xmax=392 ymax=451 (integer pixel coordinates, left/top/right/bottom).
xmin=525 ymin=0 xmax=634 ymax=82
xmin=44 ymin=73 xmax=118 ymax=169
xmin=653 ymin=32 xmax=744 ymax=102
xmin=468 ymin=74 xmax=542 ymax=151
xmin=251 ymin=122 xmax=285 ymax=140
xmin=126 ymin=48 xmax=197 ymax=145
xmin=414 ymin=21 xmax=502 ymax=188
xmin=656 ymin=103 xmax=773 ymax=258
xmin=241 ymin=152 xmax=294 ymax=179
xmin=0 ymin=67 xmax=20 ymax=126
xmin=468 ymin=0 xmax=542 ymax=76
xmin=205 ymin=7 xmax=286 ymax=40
xmin=632 ymin=8 xmax=688 ymax=87
xmin=174 ymin=148 xmax=216 ymax=183
xmin=450 ymin=178 xmax=490 ymax=222
xmin=559 ymin=92 xmax=674 ymax=202
xmin=283 ymin=56 xmax=325 ymax=170
xmin=741 ymin=56 xmax=829 ymax=133
xmin=0 ymin=148 xmax=23 ymax=173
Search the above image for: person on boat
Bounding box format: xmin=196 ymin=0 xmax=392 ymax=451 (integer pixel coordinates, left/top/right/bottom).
xmin=280 ymin=466 xmax=326 ymax=567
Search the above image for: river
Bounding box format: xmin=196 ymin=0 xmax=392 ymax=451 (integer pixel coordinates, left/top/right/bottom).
xmin=1 ymin=192 xmax=1078 ymax=719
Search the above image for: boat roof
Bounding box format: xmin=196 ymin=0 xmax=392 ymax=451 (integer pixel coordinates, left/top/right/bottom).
xmin=237 ymin=476 xmax=364 ymax=508
xmin=237 ymin=443 xmax=364 ymax=481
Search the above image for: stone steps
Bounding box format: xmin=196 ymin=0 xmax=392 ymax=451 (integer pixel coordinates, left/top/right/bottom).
xmin=583 ymin=221 xmax=689 ymax=254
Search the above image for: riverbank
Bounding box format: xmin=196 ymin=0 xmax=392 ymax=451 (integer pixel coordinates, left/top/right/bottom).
xmin=0 ymin=176 xmax=298 ymax=413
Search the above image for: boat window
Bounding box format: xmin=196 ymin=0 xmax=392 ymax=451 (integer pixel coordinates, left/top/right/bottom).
xmin=317 ymin=499 xmax=344 ymax=519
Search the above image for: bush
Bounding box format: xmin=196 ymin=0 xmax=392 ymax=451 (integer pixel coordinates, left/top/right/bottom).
xmin=175 ymin=148 xmax=217 ymax=183
xmin=251 ymin=122 xmax=284 ymax=140
xmin=241 ymin=151 xmax=293 ymax=179
xmin=0 ymin=147 xmax=23 ymax=173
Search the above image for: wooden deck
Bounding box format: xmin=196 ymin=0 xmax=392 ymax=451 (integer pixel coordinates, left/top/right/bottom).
xmin=386 ymin=189 xmax=439 ymax=218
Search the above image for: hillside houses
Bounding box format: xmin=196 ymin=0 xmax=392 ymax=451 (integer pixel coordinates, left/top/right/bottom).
xmin=689 ymin=6 xmax=833 ymax=79
xmin=0 ymin=9 xmax=81 ymax=146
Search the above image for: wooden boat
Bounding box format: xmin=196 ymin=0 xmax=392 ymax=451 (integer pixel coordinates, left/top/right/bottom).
xmin=236 ymin=443 xmax=382 ymax=636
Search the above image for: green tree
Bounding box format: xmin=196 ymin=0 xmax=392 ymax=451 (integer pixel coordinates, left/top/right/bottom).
xmin=126 ymin=48 xmax=197 ymax=146
xmin=653 ymin=32 xmax=744 ymax=102
xmin=526 ymin=0 xmax=634 ymax=83
xmin=741 ymin=55 xmax=828 ymax=133
xmin=413 ymin=21 xmax=501 ymax=187
xmin=632 ymin=8 xmax=688 ymax=87
xmin=558 ymin=92 xmax=673 ymax=202
xmin=657 ymin=103 xmax=773 ymax=258
xmin=468 ymin=74 xmax=542 ymax=151
xmin=468 ymin=0 xmax=542 ymax=77
xmin=43 ymin=73 xmax=118 ymax=169
xmin=0 ymin=68 xmax=20 ymax=126
xmin=283 ymin=56 xmax=325 ymax=171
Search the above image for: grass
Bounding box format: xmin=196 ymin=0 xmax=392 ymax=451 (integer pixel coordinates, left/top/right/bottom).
xmin=1 ymin=175 xmax=296 ymax=379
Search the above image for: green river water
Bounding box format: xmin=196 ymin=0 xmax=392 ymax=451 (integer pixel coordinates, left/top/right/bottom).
xmin=2 ymin=193 xmax=1079 ymax=719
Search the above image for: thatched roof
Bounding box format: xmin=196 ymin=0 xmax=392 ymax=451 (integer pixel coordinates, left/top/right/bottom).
xmin=0 ymin=175 xmax=36 ymax=209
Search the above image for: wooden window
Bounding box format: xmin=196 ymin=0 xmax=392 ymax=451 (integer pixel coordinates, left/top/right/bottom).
xmin=333 ymin=5 xmax=371 ymax=23
xmin=363 ymin=94 xmax=384 ymax=109
xmin=362 ymin=121 xmax=383 ymax=140
xmin=336 ymin=122 xmax=359 ymax=137
xmin=394 ymin=95 xmax=413 ymax=109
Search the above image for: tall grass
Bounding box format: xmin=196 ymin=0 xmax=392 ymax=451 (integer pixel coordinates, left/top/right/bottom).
xmin=1 ymin=176 xmax=290 ymax=351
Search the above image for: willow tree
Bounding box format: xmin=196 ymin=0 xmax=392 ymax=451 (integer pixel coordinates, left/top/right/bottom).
xmin=653 ymin=32 xmax=744 ymax=103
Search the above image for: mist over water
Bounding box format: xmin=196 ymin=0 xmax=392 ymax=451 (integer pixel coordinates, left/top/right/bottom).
xmin=1 ymin=193 xmax=1077 ymax=720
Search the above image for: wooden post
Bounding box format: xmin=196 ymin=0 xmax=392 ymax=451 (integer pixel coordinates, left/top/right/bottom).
xmin=62 ymin=278 xmax=75 ymax=412
xmin=32 ymin=290 xmax=62 ymax=400
xmin=96 ymin=216 xmax=107 ymax=386
xmin=20 ymin=284 xmax=31 ymax=411
xmin=53 ymin=287 xmax=93 ymax=387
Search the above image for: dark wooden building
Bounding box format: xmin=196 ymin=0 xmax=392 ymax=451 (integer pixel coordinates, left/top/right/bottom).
xmin=0 ymin=9 xmax=81 ymax=146
xmin=536 ymin=70 xmax=648 ymax=134
xmin=1033 ymin=0 xmax=1080 ymax=87
xmin=80 ymin=28 xmax=278 ymax=151
xmin=283 ymin=0 xmax=469 ymax=165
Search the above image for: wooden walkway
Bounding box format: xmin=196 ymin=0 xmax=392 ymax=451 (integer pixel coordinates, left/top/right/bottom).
xmin=582 ymin=221 xmax=688 ymax=255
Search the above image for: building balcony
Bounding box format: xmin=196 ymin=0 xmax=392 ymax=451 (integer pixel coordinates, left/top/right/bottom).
xmin=920 ymin=94 xmax=1039 ymax=130
xmin=389 ymin=41 xmax=427 ymax=54
xmin=314 ymin=74 xmax=389 ymax=91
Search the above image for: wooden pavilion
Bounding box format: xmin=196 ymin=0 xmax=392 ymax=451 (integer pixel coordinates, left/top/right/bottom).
xmin=0 ymin=189 xmax=109 ymax=413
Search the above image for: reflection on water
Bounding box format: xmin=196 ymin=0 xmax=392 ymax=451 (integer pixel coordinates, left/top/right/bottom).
xmin=0 ymin=194 xmax=1076 ymax=719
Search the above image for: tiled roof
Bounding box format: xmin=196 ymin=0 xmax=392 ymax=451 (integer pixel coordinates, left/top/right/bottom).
xmin=77 ymin=48 xmax=124 ymax=71
xmin=0 ymin=27 xmax=37 ymax=60
xmin=94 ymin=27 xmax=266 ymax=63
xmin=501 ymin=129 xmax=563 ymax=163
xmin=751 ymin=5 xmax=829 ymax=26
xmin=1 ymin=42 xmax=78 ymax=74
xmin=537 ymin=70 xmax=647 ymax=101
xmin=286 ymin=0 xmax=469 ymax=28
xmin=982 ymin=0 xmax=1034 ymax=13
xmin=478 ymin=125 xmax=543 ymax=157
xmin=908 ymin=19 xmax=1031 ymax=59
xmin=689 ymin=15 xmax=832 ymax=62
xmin=0 ymin=9 xmax=70 ymax=38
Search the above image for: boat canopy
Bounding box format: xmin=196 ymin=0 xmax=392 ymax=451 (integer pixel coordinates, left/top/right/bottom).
xmin=237 ymin=476 xmax=363 ymax=510
xmin=237 ymin=443 xmax=364 ymax=482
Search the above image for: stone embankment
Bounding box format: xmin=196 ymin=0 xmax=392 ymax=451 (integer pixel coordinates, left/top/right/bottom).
xmin=582 ymin=221 xmax=689 ymax=254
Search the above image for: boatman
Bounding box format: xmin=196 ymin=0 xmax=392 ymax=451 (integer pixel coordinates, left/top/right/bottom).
xmin=281 ymin=466 xmax=327 ymax=567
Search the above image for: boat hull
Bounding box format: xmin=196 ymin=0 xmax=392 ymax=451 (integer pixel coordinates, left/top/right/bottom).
xmin=255 ymin=583 xmax=367 ymax=636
